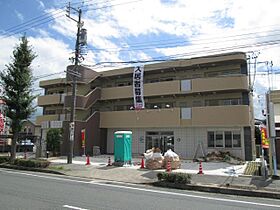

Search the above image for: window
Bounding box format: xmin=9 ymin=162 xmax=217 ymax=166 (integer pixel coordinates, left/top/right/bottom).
xmin=225 ymin=131 xmax=232 ymax=148
xmin=45 ymin=110 xmax=56 ymax=115
xmin=207 ymin=131 xmax=215 ymax=147
xmin=233 ymin=131 xmax=241 ymax=147
xmin=207 ymin=130 xmax=241 ymax=148
xmin=205 ymin=99 xmax=219 ymax=106
xmin=181 ymin=80 xmax=191 ymax=91
xmin=193 ymin=100 xmax=203 ymax=107
xmin=179 ymin=102 xmax=188 ymax=107
xmin=162 ymin=78 xmax=173 ymax=81
xmin=215 ymin=131 xmax=224 ymax=147
xmin=181 ymin=108 xmax=191 ymax=119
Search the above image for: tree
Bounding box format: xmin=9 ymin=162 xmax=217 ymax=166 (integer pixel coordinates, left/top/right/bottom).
xmin=0 ymin=36 xmax=37 ymax=160
xmin=46 ymin=128 xmax=61 ymax=156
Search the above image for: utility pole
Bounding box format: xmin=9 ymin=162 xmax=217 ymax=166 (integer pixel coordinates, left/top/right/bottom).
xmin=66 ymin=3 xmax=85 ymax=164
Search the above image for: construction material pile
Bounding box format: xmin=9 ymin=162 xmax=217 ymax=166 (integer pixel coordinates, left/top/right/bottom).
xmin=163 ymin=149 xmax=181 ymax=169
xmin=206 ymin=151 xmax=243 ymax=164
xmin=144 ymin=148 xmax=181 ymax=170
xmin=144 ymin=148 xmax=164 ymax=170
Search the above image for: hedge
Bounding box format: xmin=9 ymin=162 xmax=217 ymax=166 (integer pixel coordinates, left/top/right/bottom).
xmin=0 ymin=156 xmax=10 ymax=164
xmin=157 ymin=172 xmax=192 ymax=184
xmin=12 ymin=159 xmax=50 ymax=168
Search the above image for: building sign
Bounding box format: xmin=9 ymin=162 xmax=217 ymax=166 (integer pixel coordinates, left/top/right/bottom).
xmin=81 ymin=129 xmax=85 ymax=148
xmin=133 ymin=66 xmax=145 ymax=109
xmin=50 ymin=121 xmax=63 ymax=128
xmin=261 ymin=126 xmax=269 ymax=149
xmin=0 ymin=112 xmax=4 ymax=133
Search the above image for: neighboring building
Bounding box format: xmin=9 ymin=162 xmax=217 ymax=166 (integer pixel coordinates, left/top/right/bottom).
xmin=36 ymin=52 xmax=255 ymax=160
xmin=269 ymin=90 xmax=280 ymax=167
xmin=0 ymin=99 xmax=12 ymax=152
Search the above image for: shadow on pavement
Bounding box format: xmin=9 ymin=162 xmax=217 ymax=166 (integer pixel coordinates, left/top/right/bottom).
xmin=98 ymin=165 xmax=117 ymax=170
xmin=139 ymin=170 xmax=158 ymax=179
xmin=250 ymin=177 xmax=272 ymax=189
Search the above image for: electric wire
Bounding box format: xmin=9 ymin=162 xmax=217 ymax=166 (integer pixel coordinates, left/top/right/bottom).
xmin=1 ymin=0 xmax=143 ymax=38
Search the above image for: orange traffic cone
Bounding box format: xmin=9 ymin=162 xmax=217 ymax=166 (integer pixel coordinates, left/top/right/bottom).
xmin=197 ymin=160 xmax=204 ymax=175
xmin=85 ymin=155 xmax=91 ymax=165
xmin=166 ymin=160 xmax=171 ymax=172
xmin=107 ymin=156 xmax=112 ymax=166
xmin=140 ymin=157 xmax=145 ymax=169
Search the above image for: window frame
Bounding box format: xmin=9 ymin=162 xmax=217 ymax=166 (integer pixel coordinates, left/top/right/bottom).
xmin=207 ymin=130 xmax=241 ymax=149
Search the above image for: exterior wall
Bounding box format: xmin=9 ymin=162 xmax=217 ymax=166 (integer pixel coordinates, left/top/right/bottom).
xmin=271 ymin=91 xmax=280 ymax=167
xmin=106 ymin=127 xmax=245 ymax=159
xmin=100 ymin=106 xmax=250 ymax=128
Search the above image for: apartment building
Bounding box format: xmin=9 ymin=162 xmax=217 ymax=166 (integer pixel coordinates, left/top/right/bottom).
xmin=36 ymin=52 xmax=255 ymax=160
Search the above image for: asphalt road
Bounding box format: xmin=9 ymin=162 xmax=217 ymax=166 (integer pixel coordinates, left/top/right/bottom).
xmin=0 ymin=169 xmax=280 ymax=210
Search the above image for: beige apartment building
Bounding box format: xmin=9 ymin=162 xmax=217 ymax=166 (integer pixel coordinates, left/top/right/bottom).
xmin=36 ymin=52 xmax=255 ymax=160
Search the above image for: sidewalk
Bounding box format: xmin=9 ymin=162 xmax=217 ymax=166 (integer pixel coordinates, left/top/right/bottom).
xmin=49 ymin=155 xmax=280 ymax=197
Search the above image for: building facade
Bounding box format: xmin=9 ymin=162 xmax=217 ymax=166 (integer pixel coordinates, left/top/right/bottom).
xmin=36 ymin=52 xmax=255 ymax=160
xmin=269 ymin=90 xmax=280 ymax=167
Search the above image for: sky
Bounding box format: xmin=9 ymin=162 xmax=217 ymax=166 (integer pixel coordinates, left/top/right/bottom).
xmin=0 ymin=0 xmax=280 ymax=120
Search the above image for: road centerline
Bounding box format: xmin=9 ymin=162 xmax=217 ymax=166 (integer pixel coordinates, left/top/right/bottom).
xmin=63 ymin=204 xmax=89 ymax=210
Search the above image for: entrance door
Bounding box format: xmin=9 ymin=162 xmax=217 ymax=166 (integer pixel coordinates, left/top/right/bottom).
xmin=146 ymin=131 xmax=174 ymax=153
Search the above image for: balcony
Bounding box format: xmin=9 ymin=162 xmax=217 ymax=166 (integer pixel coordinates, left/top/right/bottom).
xmin=270 ymin=90 xmax=280 ymax=103
xmin=37 ymin=94 xmax=65 ymax=106
xmin=101 ymin=80 xmax=181 ymax=100
xmin=100 ymin=108 xmax=181 ymax=128
xmin=100 ymin=105 xmax=250 ymax=128
xmin=64 ymin=88 xmax=101 ymax=109
xmin=35 ymin=114 xmax=66 ymax=125
xmin=191 ymin=75 xmax=248 ymax=93
xmin=39 ymin=78 xmax=67 ymax=88
xmin=190 ymin=105 xmax=250 ymax=126
xmin=100 ymin=76 xmax=248 ymax=100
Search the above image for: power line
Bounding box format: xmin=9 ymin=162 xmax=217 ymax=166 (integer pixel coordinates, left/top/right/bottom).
xmin=0 ymin=0 xmax=99 ymax=35
xmin=1 ymin=0 xmax=143 ymax=39
xmin=89 ymin=29 xmax=280 ymax=52
xmin=83 ymin=38 xmax=280 ymax=68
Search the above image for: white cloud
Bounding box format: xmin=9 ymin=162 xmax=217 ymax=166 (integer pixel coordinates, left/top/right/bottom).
xmin=14 ymin=10 xmax=24 ymax=22
xmin=36 ymin=0 xmax=45 ymax=10
xmin=0 ymin=35 xmax=71 ymax=91
xmin=28 ymin=36 xmax=71 ymax=77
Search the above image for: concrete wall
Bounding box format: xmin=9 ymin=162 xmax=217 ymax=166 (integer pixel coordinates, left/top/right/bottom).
xmin=106 ymin=127 xmax=245 ymax=160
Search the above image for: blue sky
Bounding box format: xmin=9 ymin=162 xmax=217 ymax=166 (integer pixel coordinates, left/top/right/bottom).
xmin=0 ymin=0 xmax=280 ymax=119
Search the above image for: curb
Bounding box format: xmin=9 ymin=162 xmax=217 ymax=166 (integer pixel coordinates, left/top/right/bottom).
xmin=0 ymin=164 xmax=65 ymax=175
xmin=153 ymin=181 xmax=280 ymax=199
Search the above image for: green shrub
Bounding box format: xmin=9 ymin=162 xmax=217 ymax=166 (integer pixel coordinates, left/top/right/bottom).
xmin=166 ymin=173 xmax=177 ymax=183
xmin=175 ymin=173 xmax=192 ymax=184
xmin=157 ymin=172 xmax=192 ymax=184
xmin=157 ymin=172 xmax=163 ymax=181
xmin=0 ymin=156 xmax=10 ymax=164
xmin=12 ymin=159 xmax=50 ymax=168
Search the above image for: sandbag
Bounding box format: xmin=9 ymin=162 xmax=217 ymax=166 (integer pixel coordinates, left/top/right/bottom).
xmin=163 ymin=149 xmax=181 ymax=169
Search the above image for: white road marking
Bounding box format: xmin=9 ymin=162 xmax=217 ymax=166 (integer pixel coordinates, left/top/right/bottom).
xmin=63 ymin=204 xmax=89 ymax=210
xmin=1 ymin=169 xmax=280 ymax=208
